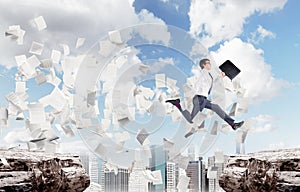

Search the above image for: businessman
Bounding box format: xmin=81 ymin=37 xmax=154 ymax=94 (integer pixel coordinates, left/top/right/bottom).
xmin=166 ymin=58 xmax=244 ymax=130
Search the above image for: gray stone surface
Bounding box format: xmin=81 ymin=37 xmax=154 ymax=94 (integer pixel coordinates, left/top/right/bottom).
xmin=0 ymin=149 xmax=90 ymax=192
xmin=219 ymin=148 xmax=300 ymax=192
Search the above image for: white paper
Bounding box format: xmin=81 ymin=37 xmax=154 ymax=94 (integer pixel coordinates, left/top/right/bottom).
xmin=34 ymin=16 xmax=47 ymax=31
xmin=155 ymin=73 xmax=165 ymax=88
xmin=236 ymin=130 xmax=247 ymax=143
xmin=39 ymin=87 xmax=66 ymax=111
xmin=210 ymin=121 xmax=218 ymax=135
xmin=51 ymin=50 xmax=61 ymax=64
xmin=15 ymin=55 xmax=26 ymax=67
xmin=163 ymin=138 xmax=175 ymax=151
xmin=60 ymin=44 xmax=70 ymax=56
xmin=114 ymin=131 xmax=130 ymax=143
xmin=207 ymin=166 xmax=218 ymax=179
xmin=99 ymin=40 xmax=116 ymax=57
xmin=136 ymin=128 xmax=149 ymax=145
xmin=87 ymin=91 xmax=96 ymax=106
xmin=220 ymin=124 xmax=232 ymax=134
xmin=215 ymin=151 xmax=225 ymax=163
xmin=40 ymin=59 xmax=53 ymax=68
xmin=28 ymin=103 xmax=46 ymax=124
xmin=94 ymin=143 xmax=107 ymax=157
xmin=152 ymin=170 xmax=163 ymax=185
xmin=115 ymin=55 xmax=127 ymax=68
xmin=139 ymin=64 xmax=150 ymax=73
xmin=76 ymin=37 xmax=85 ymax=48
xmin=108 ymin=30 xmax=123 ymax=44
xmin=35 ymin=71 xmax=47 ymax=85
xmin=15 ymin=81 xmax=26 ymax=93
xmin=176 ymin=175 xmax=190 ymax=192
xmin=229 ymin=102 xmax=238 ymax=117
xmin=29 ymin=41 xmax=44 ymax=55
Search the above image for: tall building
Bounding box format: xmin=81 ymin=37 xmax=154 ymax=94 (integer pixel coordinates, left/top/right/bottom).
xmin=89 ymin=153 xmax=99 ymax=184
xmin=149 ymin=145 xmax=167 ymax=191
xmin=129 ymin=160 xmax=149 ymax=192
xmin=185 ymin=157 xmax=207 ymax=192
xmin=79 ymin=152 xmax=99 ymax=184
xmin=207 ymin=154 xmax=228 ymax=192
xmin=236 ymin=142 xmax=245 ymax=154
xmin=166 ymin=162 xmax=177 ymax=192
xmin=101 ymin=162 xmax=129 ymax=192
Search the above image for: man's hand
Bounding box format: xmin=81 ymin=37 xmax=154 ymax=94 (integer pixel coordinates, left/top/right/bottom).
xmin=221 ymin=72 xmax=226 ymax=78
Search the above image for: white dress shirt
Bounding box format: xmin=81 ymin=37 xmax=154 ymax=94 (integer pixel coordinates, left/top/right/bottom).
xmin=193 ymin=68 xmax=213 ymax=97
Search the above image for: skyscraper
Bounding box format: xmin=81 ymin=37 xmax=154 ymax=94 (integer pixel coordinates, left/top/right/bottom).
xmin=101 ymin=162 xmax=129 ymax=192
xmin=207 ymin=154 xmax=228 ymax=192
xmin=166 ymin=161 xmax=177 ymax=192
xmin=185 ymin=157 xmax=207 ymax=192
xmin=149 ymin=145 xmax=167 ymax=191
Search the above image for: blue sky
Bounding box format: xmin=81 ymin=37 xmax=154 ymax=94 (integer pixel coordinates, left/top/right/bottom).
xmin=0 ymin=0 xmax=299 ymax=161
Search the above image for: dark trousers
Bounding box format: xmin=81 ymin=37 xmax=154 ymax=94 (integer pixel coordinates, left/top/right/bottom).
xmin=180 ymin=95 xmax=234 ymax=126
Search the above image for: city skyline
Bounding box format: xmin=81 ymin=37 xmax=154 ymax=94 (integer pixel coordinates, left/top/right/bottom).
xmin=0 ymin=0 xmax=300 ymax=187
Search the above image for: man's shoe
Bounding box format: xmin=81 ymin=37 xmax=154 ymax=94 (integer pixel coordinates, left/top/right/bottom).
xmin=232 ymin=121 xmax=244 ymax=130
xmin=165 ymin=99 xmax=180 ymax=105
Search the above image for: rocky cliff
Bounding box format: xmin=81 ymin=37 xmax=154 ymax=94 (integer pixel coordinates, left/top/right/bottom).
xmin=0 ymin=149 xmax=90 ymax=192
xmin=219 ymin=148 xmax=300 ymax=192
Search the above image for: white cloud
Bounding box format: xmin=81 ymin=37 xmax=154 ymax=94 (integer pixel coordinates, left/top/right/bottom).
xmin=255 ymin=123 xmax=278 ymax=133
xmin=268 ymin=141 xmax=287 ymax=150
xmin=210 ymin=38 xmax=290 ymax=102
xmin=252 ymin=114 xmax=279 ymax=124
xmin=250 ymin=114 xmax=279 ymax=133
xmin=188 ymin=0 xmax=287 ymax=48
xmin=249 ymin=25 xmax=276 ymax=44
xmin=0 ymin=0 xmax=167 ymax=68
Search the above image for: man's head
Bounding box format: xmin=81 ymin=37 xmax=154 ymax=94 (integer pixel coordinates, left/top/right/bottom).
xmin=199 ymin=58 xmax=211 ymax=70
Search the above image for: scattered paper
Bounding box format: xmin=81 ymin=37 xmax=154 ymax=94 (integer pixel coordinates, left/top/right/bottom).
xmin=51 ymin=50 xmax=61 ymax=64
xmin=28 ymin=103 xmax=46 ymax=124
xmin=34 ymin=16 xmax=47 ymax=31
xmin=108 ymin=30 xmax=123 ymax=44
xmin=177 ymin=175 xmax=190 ymax=192
xmin=99 ymin=40 xmax=116 ymax=57
xmin=210 ymin=121 xmax=218 ymax=135
xmin=29 ymin=41 xmax=44 ymax=55
xmin=136 ymin=128 xmax=149 ymax=145
xmin=76 ymin=37 xmax=85 ymax=48
xmin=60 ymin=44 xmax=70 ymax=56
xmin=155 ymin=73 xmax=165 ymax=88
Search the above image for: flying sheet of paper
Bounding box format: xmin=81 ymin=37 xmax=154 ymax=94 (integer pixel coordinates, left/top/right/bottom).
xmin=94 ymin=143 xmax=107 ymax=158
xmin=114 ymin=131 xmax=130 ymax=143
xmin=34 ymin=16 xmax=47 ymax=31
xmin=215 ymin=151 xmax=225 ymax=163
xmin=229 ymin=102 xmax=238 ymax=117
xmin=87 ymin=91 xmax=96 ymax=106
xmin=35 ymin=71 xmax=47 ymax=85
xmin=115 ymin=55 xmax=127 ymax=68
xmin=99 ymin=40 xmax=116 ymax=57
xmin=39 ymin=87 xmax=66 ymax=111
xmin=108 ymin=30 xmax=123 ymax=44
xmin=51 ymin=50 xmax=61 ymax=64
xmin=155 ymin=73 xmax=165 ymax=88
xmin=136 ymin=128 xmax=149 ymax=145
xmin=177 ymin=175 xmax=190 ymax=192
xmin=40 ymin=59 xmax=53 ymax=68
xmin=163 ymin=138 xmax=175 ymax=151
xmin=207 ymin=166 xmax=218 ymax=179
xmin=76 ymin=37 xmax=85 ymax=48
xmin=29 ymin=41 xmax=44 ymax=55
xmin=210 ymin=121 xmax=218 ymax=135
xmin=60 ymin=44 xmax=70 ymax=56
xmin=28 ymin=103 xmax=46 ymax=124
xmin=151 ymin=170 xmax=163 ymax=185
xmin=15 ymin=81 xmax=26 ymax=93
xmin=220 ymin=124 xmax=232 ymax=134
xmin=15 ymin=55 xmax=26 ymax=67
xmin=139 ymin=64 xmax=150 ymax=74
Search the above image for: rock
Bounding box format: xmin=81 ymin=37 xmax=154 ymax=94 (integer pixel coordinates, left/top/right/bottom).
xmin=219 ymin=148 xmax=300 ymax=192
xmin=0 ymin=149 xmax=90 ymax=192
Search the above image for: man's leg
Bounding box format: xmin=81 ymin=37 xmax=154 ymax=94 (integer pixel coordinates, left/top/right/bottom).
xmin=204 ymin=101 xmax=244 ymax=130
xmin=166 ymin=95 xmax=203 ymax=124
